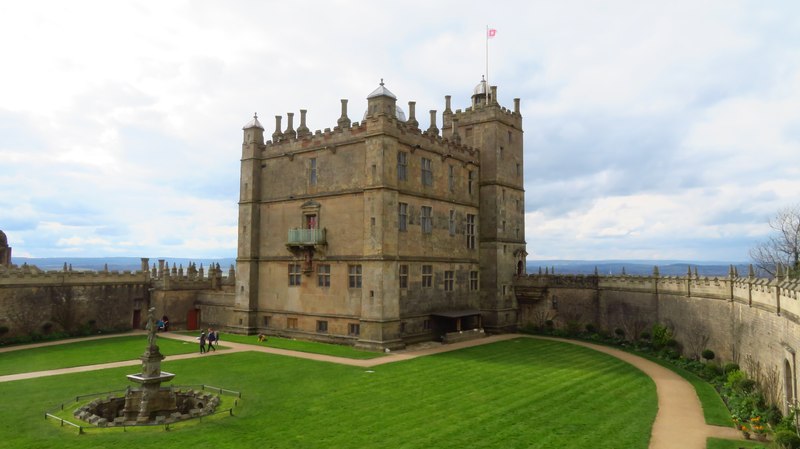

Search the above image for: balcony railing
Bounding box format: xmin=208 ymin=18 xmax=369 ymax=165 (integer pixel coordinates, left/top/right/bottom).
xmin=287 ymin=228 xmax=326 ymax=246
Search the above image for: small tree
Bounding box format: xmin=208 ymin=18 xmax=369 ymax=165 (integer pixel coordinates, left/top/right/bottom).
xmin=749 ymin=205 xmax=800 ymax=278
xmin=702 ymin=349 xmax=715 ymax=362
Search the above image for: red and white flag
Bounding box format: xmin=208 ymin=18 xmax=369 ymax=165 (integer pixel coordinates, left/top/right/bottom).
xmin=487 ymin=28 xmax=497 ymax=38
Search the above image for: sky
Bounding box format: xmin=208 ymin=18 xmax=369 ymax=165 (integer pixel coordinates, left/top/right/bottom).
xmin=1 ymin=0 xmax=798 ymax=261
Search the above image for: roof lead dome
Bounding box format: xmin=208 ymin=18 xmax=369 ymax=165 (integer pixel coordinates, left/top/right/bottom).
xmin=473 ymin=75 xmax=488 ymax=96
xmin=242 ymin=113 xmax=264 ymax=130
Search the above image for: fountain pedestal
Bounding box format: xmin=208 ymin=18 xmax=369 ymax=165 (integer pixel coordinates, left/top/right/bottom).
xmin=120 ymin=310 xmax=178 ymax=422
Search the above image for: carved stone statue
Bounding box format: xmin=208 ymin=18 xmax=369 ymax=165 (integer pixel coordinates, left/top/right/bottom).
xmin=146 ymin=307 xmax=158 ymax=349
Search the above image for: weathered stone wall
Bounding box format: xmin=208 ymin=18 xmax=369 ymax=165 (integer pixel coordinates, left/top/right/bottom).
xmin=0 ymin=281 xmax=145 ymax=338
xmin=0 ymin=262 xmax=235 ymax=340
xmin=515 ymin=273 xmax=800 ymax=410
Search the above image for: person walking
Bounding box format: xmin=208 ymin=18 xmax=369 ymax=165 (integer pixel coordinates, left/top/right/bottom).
xmin=207 ymin=328 xmax=217 ymax=351
xmin=199 ymin=331 xmax=207 ymax=353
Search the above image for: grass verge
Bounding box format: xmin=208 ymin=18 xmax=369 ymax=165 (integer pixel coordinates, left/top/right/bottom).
xmin=637 ymin=353 xmax=732 ymax=427
xmin=706 ymin=437 xmax=767 ymax=449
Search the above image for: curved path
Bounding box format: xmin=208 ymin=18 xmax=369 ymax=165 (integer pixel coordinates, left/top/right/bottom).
xmin=0 ymin=332 xmax=746 ymax=448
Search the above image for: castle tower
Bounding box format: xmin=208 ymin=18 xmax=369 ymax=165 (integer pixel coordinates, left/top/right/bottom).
xmin=235 ymin=113 xmax=265 ymax=332
xmin=0 ymin=230 xmax=11 ymax=267
xmin=452 ymin=80 xmax=525 ymax=332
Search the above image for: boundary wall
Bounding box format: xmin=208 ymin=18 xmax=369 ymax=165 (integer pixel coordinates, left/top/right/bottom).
xmin=515 ymin=272 xmax=800 ymax=412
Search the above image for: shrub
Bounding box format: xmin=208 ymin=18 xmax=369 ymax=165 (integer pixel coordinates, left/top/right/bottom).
xmin=701 ymin=349 xmax=715 ymax=362
xmin=545 ymin=320 xmax=554 ymax=328
xmin=639 ymin=331 xmax=651 ymax=341
xmin=723 ymin=362 xmax=740 ymax=374
xmin=774 ymin=430 xmax=800 ymax=449
xmin=565 ymin=321 xmax=582 ymax=334
xmin=735 ymin=378 xmax=757 ymax=393
xmin=585 ymin=324 xmax=597 ymax=334
xmin=700 ymin=363 xmax=722 ymax=381
xmin=614 ymin=328 xmax=625 ymax=338
xmin=0 ymin=326 xmax=8 ymax=336
xmin=651 ymin=323 xmax=673 ymax=349
xmin=41 ymin=322 xmax=53 ymax=334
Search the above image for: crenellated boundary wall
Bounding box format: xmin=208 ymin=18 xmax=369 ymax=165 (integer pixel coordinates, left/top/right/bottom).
xmin=514 ymin=271 xmax=800 ymax=412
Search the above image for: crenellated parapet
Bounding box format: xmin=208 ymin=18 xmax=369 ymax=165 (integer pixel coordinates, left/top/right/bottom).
xmin=261 ymin=107 xmax=480 ymax=167
xmin=517 ymin=270 xmax=800 ymax=323
xmin=0 ymin=265 xmax=148 ymax=288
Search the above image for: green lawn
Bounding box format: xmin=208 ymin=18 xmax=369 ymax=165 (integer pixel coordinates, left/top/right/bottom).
xmin=707 ymin=437 xmax=767 ymax=449
xmin=180 ymin=331 xmax=385 ymax=359
xmin=0 ymin=335 xmax=205 ymax=376
xmin=1 ymin=338 xmax=657 ymax=449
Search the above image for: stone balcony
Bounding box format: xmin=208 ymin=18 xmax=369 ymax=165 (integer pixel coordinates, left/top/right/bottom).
xmin=286 ymin=228 xmax=326 ymax=249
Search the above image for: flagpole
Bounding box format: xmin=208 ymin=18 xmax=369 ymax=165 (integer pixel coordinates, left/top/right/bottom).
xmin=485 ymin=25 xmax=489 ymax=104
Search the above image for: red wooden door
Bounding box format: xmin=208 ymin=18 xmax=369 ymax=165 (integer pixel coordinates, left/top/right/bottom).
xmin=187 ymin=309 xmax=199 ymax=330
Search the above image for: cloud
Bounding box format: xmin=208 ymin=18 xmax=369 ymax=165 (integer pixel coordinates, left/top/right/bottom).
xmin=1 ymin=0 xmax=798 ymax=261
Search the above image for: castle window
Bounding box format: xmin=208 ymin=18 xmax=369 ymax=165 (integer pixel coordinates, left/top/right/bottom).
xmin=444 ymin=271 xmax=454 ymax=291
xmin=309 ymin=158 xmax=317 ymax=185
xmin=422 ymin=265 xmax=433 ymax=288
xmin=466 ymin=127 xmax=473 ymax=139
xmin=263 ymin=316 xmax=271 ymax=327
xmin=399 ymin=264 xmax=408 ymax=289
xmin=448 ymin=164 xmax=455 ymax=192
xmin=423 ymin=319 xmax=431 ymax=330
xmin=398 ymin=202 xmax=408 ymax=231
xmin=348 ymin=265 xmax=362 ymax=288
xmin=516 ymin=163 xmax=521 ymax=177
xmin=316 ymin=320 xmax=328 ymax=333
xmin=288 ymin=264 xmax=302 ymax=286
xmin=468 ymin=170 xmax=475 ymax=195
xmin=449 ymin=210 xmax=456 ymax=236
xmin=508 ymin=130 xmax=512 ymax=143
xmin=287 ymin=317 xmax=298 ymax=329
xmin=466 ymin=214 xmax=476 ymax=249
xmin=421 ymin=157 xmax=433 ymax=186
xmin=397 ymin=151 xmax=408 ymax=181
xmin=421 ymin=206 xmax=433 ymax=233
xmin=499 ymin=147 xmax=504 ymax=159
xmin=348 ymin=323 xmax=360 ymax=336
xmin=470 ymin=271 xmax=479 ymax=290
xmin=317 ymin=264 xmax=331 ymax=287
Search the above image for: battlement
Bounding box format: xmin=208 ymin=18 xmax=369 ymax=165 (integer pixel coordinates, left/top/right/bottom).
xmin=261 ymin=108 xmax=480 ymax=165
xmin=0 ymin=259 xmax=236 ymax=291
xmin=517 ymin=271 xmax=800 ymax=322
xmin=0 ymin=264 xmax=148 ymax=287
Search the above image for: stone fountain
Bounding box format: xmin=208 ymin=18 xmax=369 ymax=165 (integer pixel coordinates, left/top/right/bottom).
xmin=122 ymin=307 xmax=178 ymax=422
xmin=74 ymin=308 xmax=219 ymax=427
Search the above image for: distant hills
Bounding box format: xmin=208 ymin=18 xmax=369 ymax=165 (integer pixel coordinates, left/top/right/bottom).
xmin=10 ymin=257 xmax=751 ymax=278
xmin=526 ymin=260 xmax=752 ymax=277
xmin=12 ymin=257 xmax=236 ymax=272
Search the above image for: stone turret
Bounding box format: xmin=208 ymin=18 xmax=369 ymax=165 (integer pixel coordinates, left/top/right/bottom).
xmin=0 ymin=230 xmax=10 ymax=267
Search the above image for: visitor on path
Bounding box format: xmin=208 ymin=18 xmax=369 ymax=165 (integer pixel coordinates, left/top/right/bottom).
xmin=199 ymin=331 xmax=207 ymax=353
xmin=162 ymin=315 xmax=170 ymax=332
xmin=157 ymin=319 xmax=165 ymax=331
xmin=207 ymin=328 xmax=216 ymax=351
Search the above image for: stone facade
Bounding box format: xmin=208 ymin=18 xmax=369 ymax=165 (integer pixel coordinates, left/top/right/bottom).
xmin=229 ymin=80 xmax=525 ymax=350
xmin=515 ymin=271 xmax=800 ymax=412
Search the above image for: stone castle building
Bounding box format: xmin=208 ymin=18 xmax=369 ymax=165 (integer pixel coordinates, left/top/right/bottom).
xmin=230 ymin=79 xmax=526 ymax=350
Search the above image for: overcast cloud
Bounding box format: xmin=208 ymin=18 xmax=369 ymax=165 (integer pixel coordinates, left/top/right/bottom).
xmin=1 ymin=0 xmax=798 ymax=261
